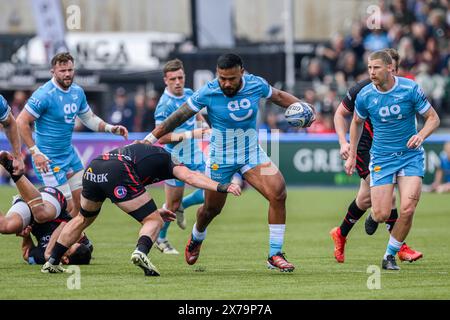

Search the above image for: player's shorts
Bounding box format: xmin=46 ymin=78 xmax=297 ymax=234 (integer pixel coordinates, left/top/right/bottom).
xmin=356 ymin=149 xmax=370 ymax=179
xmin=165 ymin=162 xmax=205 ymax=187
xmin=369 ymin=150 xmax=425 ymax=187
xmin=33 ymin=151 xmax=84 ymax=188
xmin=206 ymin=145 xmax=271 ymax=183
xmin=81 ymin=158 xmax=145 ymax=203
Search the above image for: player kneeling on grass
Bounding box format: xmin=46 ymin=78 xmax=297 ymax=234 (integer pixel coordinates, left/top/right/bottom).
xmin=0 ymin=183 xmax=92 ymax=266
xmin=41 ymin=143 xmax=241 ymax=276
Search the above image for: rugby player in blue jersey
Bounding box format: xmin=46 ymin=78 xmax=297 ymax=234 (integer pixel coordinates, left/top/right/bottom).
xmin=153 ymin=59 xmax=210 ymax=254
xmin=142 ymin=53 xmax=315 ymax=272
xmin=17 ymin=52 xmax=128 ymax=218
xmin=345 ymin=50 xmax=440 ymax=270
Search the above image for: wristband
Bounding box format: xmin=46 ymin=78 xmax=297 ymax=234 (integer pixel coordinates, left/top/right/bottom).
xmin=29 ymin=145 xmax=41 ymax=155
xmin=217 ymin=183 xmax=231 ymax=193
xmin=104 ymin=124 xmax=113 ymax=133
xmin=144 ymin=133 xmax=158 ymax=144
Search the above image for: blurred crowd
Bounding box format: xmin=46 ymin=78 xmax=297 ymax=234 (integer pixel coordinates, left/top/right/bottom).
xmin=261 ymin=0 xmax=450 ymax=133
xmin=2 ymin=1 xmax=449 ymax=136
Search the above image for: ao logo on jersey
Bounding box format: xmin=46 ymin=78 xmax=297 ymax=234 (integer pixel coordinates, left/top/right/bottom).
xmin=227 ymin=99 xmax=253 ymax=121
xmin=379 ymin=104 xmax=402 ymax=121
xmin=63 ymin=103 xmax=78 ymax=124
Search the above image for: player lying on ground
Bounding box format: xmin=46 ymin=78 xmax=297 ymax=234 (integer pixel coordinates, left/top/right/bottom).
xmin=0 ymin=181 xmax=91 ymax=265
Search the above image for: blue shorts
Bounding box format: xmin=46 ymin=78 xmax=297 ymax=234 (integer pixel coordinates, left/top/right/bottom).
xmin=206 ymin=146 xmax=271 ymax=183
xmin=33 ymin=151 xmax=84 ymax=187
xmin=165 ymin=162 xmax=206 ymax=187
xmin=369 ymin=151 xmax=425 ymax=187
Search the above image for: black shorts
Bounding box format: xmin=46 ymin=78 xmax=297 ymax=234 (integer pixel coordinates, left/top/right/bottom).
xmin=81 ymin=158 xmax=146 ymax=203
xmin=356 ymin=149 xmax=370 ymax=179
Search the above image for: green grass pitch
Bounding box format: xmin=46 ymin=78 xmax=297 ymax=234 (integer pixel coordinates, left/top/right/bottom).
xmin=0 ymin=185 xmax=449 ymax=299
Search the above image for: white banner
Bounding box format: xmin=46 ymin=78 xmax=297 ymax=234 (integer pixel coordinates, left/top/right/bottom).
xmin=30 ymin=0 xmax=68 ymax=63
xmin=23 ymin=32 xmax=184 ymax=69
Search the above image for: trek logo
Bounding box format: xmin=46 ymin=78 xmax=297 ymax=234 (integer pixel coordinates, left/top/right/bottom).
xmin=227 ymin=98 xmax=253 ymax=121
xmin=84 ymin=168 xmax=108 ymax=183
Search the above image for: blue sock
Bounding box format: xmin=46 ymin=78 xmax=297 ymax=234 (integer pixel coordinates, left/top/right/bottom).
xmin=269 ymin=224 xmax=285 ymax=257
xmin=182 ymin=189 xmax=204 ymax=209
xmin=158 ymin=221 xmax=171 ymax=240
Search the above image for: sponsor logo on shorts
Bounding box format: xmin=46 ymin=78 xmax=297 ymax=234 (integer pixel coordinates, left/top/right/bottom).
xmin=114 ymin=186 xmax=127 ymax=199
xmin=53 ymin=166 xmax=60 ymax=173
xmin=83 ymin=170 xmax=108 ymax=183
xmin=374 ymin=166 xmax=381 ymax=172
xmin=211 ymin=163 xmax=219 ymax=171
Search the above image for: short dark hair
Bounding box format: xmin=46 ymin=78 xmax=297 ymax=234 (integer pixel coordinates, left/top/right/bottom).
xmin=51 ymin=52 xmax=74 ymax=67
xmin=67 ymin=244 xmax=92 ymax=265
xmin=163 ymin=58 xmax=184 ymax=75
xmin=217 ymin=53 xmax=243 ymax=69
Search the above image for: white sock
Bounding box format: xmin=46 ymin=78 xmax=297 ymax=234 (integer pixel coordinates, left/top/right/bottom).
xmin=192 ymin=223 xmax=207 ymax=241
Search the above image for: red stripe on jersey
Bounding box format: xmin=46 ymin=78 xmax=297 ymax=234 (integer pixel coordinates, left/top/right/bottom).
xmin=364 ymin=121 xmax=373 ymax=138
xmin=118 ymin=153 xmax=123 ymax=161
xmin=103 ymin=153 xmax=110 ymax=160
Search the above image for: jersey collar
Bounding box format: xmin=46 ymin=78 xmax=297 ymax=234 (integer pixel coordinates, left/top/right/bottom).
xmin=164 ymin=88 xmax=185 ymax=99
xmin=371 ymin=76 xmax=398 ymax=94
xmin=51 ymin=78 xmax=71 ymax=93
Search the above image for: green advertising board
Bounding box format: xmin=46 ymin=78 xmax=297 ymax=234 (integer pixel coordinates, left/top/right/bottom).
xmin=261 ymin=133 xmax=450 ymax=186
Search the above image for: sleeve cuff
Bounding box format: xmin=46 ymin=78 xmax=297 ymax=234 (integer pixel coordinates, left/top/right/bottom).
xmin=186 ymin=98 xmax=201 ymax=112
xmin=24 ymin=104 xmax=40 ymax=119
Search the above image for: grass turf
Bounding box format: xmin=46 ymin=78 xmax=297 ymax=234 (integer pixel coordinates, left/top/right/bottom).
xmin=0 ymin=185 xmax=449 ymax=299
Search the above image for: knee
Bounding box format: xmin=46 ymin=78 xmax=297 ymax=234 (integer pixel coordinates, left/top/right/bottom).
xmin=269 ymin=187 xmax=287 ymax=203
xmin=371 ymin=208 xmax=390 ymax=223
xmin=400 ymin=204 xmax=416 ymax=219
xmin=201 ymin=204 xmax=222 ymax=217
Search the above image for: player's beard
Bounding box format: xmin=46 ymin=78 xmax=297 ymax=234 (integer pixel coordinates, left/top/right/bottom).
xmin=56 ymin=76 xmax=74 ymax=90
xmin=220 ymin=79 xmax=242 ymax=97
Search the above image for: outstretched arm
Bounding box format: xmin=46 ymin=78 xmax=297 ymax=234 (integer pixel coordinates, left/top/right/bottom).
xmin=172 ymin=165 xmax=241 ymax=196
xmin=143 ymin=103 xmax=198 ymax=144
xmin=78 ymin=109 xmax=128 ymax=139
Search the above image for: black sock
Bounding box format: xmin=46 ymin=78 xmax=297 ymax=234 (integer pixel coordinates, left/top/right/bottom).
xmin=385 ymin=208 xmax=398 ymax=233
xmin=340 ymin=199 xmax=366 ymax=237
xmin=48 ymin=242 xmax=69 ymax=265
xmin=136 ymin=235 xmax=153 ymax=255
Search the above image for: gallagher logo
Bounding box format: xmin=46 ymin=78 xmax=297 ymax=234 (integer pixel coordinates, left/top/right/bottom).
xmin=114 ymin=186 xmax=127 ymax=199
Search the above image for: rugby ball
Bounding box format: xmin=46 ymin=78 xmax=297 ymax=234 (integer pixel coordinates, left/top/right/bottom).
xmin=285 ymin=102 xmax=314 ymax=128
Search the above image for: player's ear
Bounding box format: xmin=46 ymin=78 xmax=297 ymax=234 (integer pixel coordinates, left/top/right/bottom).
xmin=50 ymin=68 xmax=55 ymax=75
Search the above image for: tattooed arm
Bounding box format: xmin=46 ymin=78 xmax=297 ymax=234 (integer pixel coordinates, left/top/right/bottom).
xmin=143 ymin=103 xmax=198 ymax=144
